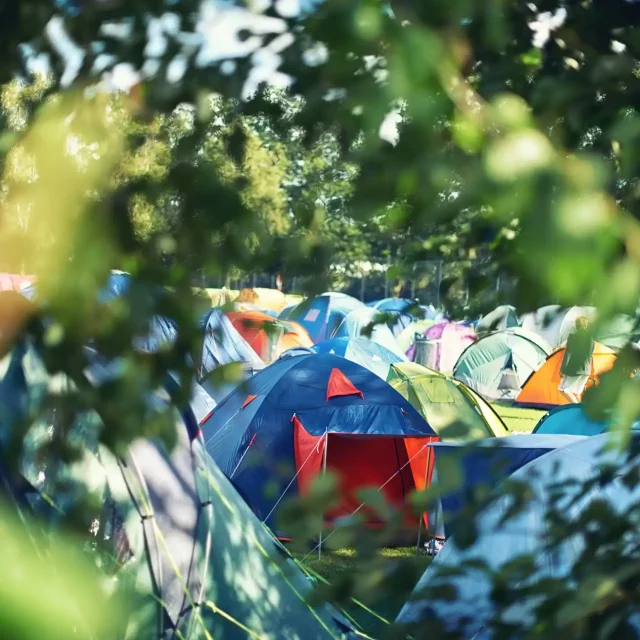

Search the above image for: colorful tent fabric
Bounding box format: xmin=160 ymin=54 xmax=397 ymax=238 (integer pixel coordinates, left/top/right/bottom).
xmin=280 ymin=293 xmax=365 ymax=343
xmin=200 ymin=353 xmax=437 ymax=533
xmin=227 ymin=311 xmax=314 ymax=364
xmin=515 ymin=341 xmax=617 ymax=408
xmin=475 ymin=305 xmax=519 ymax=334
xmin=388 ymin=362 xmax=508 ymax=441
xmin=453 ymin=329 xmax=551 ymax=401
xmin=0 ymin=344 xmax=355 ymax=640
xmin=333 ymin=307 xmax=407 ymax=360
xmin=278 ymin=319 xmax=314 ymax=355
xmin=199 ymin=308 xmax=264 ymax=375
xmin=313 ymin=337 xmax=404 ymax=380
xmin=396 ymin=433 xmax=640 ymax=637
xmin=409 ymin=321 xmax=477 ymax=372
xmin=532 ymin=403 xmax=640 ymax=436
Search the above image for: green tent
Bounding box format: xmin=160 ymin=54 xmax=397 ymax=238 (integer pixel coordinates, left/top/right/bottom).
xmin=388 ymin=362 xmax=509 ymax=441
xmin=0 ymin=343 xmax=359 ymax=640
xmin=452 ymin=328 xmax=551 ymax=402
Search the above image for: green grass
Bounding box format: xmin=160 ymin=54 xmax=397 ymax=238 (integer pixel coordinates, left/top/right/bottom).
xmin=293 ymin=546 xmax=429 ymax=637
xmin=492 ymin=403 xmax=546 ymax=433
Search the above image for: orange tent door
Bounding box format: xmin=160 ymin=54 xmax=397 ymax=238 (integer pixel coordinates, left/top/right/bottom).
xmin=228 ymin=310 xmax=283 ymax=362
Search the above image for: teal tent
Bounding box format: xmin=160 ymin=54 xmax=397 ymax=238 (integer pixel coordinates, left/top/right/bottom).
xmin=453 ymin=329 xmax=551 ymax=402
xmin=533 ymin=403 xmax=640 ymax=436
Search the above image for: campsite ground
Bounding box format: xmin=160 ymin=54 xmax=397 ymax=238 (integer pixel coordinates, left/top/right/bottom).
xmin=299 ymin=403 xmax=547 ymax=635
xmin=495 ymin=403 xmax=546 ymax=433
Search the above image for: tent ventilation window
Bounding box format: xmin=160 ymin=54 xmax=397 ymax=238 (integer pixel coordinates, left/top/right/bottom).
xmin=416 ymin=379 xmax=455 ymax=404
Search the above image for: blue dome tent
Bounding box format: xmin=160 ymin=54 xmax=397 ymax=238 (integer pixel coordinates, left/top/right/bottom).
xmin=429 ymin=434 xmax=586 ymax=539
xmin=368 ymin=298 xmax=419 ymax=336
xmin=313 ymin=337 xmax=404 ymax=379
xmin=333 ymin=306 xmax=407 ymax=360
xmin=279 ymin=293 xmax=364 ymax=343
xmin=200 ymin=352 xmax=437 ymax=534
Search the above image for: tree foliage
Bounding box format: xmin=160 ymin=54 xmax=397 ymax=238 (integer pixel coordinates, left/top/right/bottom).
xmin=3 ymin=0 xmax=640 ymax=638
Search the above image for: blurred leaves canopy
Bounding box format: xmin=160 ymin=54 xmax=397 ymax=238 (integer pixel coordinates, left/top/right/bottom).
xmin=2 ymin=0 xmax=640 ymax=638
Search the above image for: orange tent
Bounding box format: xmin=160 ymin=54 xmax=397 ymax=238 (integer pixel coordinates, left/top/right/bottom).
xmin=515 ymin=341 xmax=617 ymax=408
xmin=227 ymin=311 xmax=313 ymax=363
xmin=275 ymin=320 xmax=313 ymax=357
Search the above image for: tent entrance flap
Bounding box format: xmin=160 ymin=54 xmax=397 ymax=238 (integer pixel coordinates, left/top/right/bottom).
xmin=293 ymin=420 xmax=437 ymax=528
xmin=324 ymin=435 xmax=416 ymax=524
xmin=293 ymin=417 xmax=326 ymax=495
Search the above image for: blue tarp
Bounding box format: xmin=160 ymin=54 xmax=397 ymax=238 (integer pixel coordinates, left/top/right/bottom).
xmin=432 ymin=434 xmax=587 ymax=537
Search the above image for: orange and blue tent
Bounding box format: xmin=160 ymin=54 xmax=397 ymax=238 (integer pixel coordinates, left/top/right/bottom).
xmin=200 ymin=352 xmax=438 ymax=534
xmin=227 ymin=310 xmax=313 ymax=363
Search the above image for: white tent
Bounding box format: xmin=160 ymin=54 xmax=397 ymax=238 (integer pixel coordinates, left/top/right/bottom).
xmin=520 ymin=305 xmax=596 ymax=348
xmin=332 ymin=307 xmax=407 ymax=360
xmin=397 ymin=433 xmax=640 ymax=638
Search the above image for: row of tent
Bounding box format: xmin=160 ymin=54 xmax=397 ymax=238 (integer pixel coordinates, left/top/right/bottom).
xmin=7 ymin=276 xmax=508 ymax=534
xmin=3 ymin=321 xmax=638 ymax=638
xmin=4 ymin=274 xmax=640 ymax=636
xmin=10 ymin=276 xmax=632 ymax=532
xmin=476 ymin=303 xmax=640 ymax=350
xmin=452 ymin=327 xmax=621 ymax=407
xmin=0 ymin=341 xmax=362 ymax=639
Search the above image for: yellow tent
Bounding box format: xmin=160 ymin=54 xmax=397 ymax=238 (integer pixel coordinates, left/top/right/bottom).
xmin=388 ymin=362 xmax=509 ymax=440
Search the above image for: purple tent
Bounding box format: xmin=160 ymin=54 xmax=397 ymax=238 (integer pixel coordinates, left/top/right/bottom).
xmin=409 ymin=321 xmax=477 ymax=372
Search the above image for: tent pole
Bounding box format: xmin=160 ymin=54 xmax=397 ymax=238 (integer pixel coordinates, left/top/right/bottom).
xmin=319 ymin=432 xmax=328 ymax=561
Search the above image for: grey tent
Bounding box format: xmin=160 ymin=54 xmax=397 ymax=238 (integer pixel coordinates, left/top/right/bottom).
xmin=475 ymin=305 xmax=519 ymax=335
xmin=396 ymin=433 xmax=640 ymax=638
